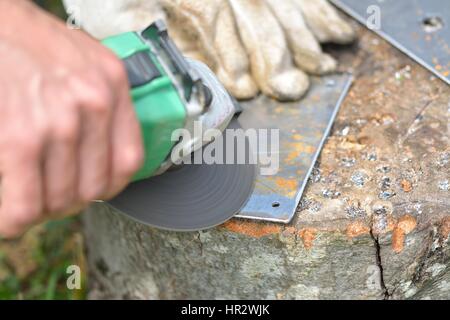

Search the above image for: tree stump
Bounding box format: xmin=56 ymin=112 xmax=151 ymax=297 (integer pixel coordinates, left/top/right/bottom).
xmin=84 ymin=25 xmax=450 ymax=299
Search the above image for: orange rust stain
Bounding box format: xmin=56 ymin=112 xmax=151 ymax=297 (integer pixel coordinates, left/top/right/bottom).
xmin=392 ymin=215 xmax=417 ymax=253
xmin=401 ymin=179 xmax=413 ymax=193
xmin=397 ymin=215 xmax=417 ymax=234
xmin=442 ymin=71 xmax=450 ymax=77
xmin=299 ymin=228 xmax=317 ymax=249
xmin=285 ymin=142 xmax=315 ymax=164
xmin=274 ymin=177 xmax=298 ymax=197
xmin=222 ymin=220 xmax=281 ymax=238
xmin=346 ymin=221 xmax=370 ymax=238
xmin=274 ymin=106 xmax=283 ymax=114
xmin=439 ymin=217 xmax=450 ymax=239
xmin=275 ymin=177 xmax=297 ymax=190
xmin=286 ymin=150 xmax=299 ymax=163
xmin=292 ymin=134 xmax=304 ymax=141
xmin=392 ymin=228 xmax=406 ymax=253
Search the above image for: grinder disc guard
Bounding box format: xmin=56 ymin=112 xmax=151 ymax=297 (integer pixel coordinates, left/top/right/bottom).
xmin=107 ymin=118 xmax=256 ymax=231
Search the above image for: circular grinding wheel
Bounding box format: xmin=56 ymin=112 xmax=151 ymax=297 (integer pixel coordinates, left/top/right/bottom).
xmin=107 ymin=119 xmax=256 ymax=231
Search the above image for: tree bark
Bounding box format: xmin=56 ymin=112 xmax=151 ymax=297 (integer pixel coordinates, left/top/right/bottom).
xmin=84 ymin=25 xmax=450 ymax=300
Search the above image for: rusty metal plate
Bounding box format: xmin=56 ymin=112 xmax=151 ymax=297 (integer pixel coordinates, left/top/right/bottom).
xmin=331 ymin=0 xmax=450 ymax=85
xmin=236 ymin=73 xmax=353 ymax=223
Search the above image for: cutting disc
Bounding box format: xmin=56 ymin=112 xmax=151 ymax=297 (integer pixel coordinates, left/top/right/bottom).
xmin=107 ymin=118 xmax=256 ymax=231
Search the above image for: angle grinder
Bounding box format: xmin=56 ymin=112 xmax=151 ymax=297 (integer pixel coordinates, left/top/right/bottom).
xmin=102 ymin=20 xmax=256 ymax=231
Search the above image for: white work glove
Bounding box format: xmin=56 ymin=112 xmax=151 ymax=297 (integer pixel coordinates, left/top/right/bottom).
xmin=64 ymin=0 xmax=355 ymax=101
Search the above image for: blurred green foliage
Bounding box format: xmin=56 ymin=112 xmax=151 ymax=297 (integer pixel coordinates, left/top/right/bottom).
xmin=34 ymin=0 xmax=67 ymax=19
xmin=0 ymin=218 xmax=86 ymax=300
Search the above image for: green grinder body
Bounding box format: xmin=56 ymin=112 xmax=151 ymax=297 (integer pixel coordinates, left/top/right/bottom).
xmin=102 ymin=31 xmax=186 ymax=181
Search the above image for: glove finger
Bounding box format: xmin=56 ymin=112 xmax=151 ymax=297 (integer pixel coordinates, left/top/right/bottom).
xmin=162 ymin=0 xmax=258 ymax=99
xmin=296 ymin=0 xmax=355 ymax=44
xmin=229 ymin=0 xmax=309 ymax=101
xmin=214 ymin=3 xmax=258 ymax=99
xmin=265 ymin=0 xmax=337 ymax=75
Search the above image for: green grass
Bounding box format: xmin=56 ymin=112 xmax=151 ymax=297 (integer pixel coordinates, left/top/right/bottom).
xmin=0 ymin=217 xmax=86 ymax=300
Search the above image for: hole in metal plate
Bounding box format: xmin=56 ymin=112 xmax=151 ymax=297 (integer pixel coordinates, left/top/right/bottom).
xmin=272 ymin=202 xmax=280 ymax=208
xmin=330 ymin=0 xmax=450 ymax=85
xmin=422 ymin=16 xmax=444 ymax=33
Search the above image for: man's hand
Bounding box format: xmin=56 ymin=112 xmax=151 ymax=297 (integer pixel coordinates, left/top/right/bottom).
xmin=0 ymin=1 xmax=143 ymax=237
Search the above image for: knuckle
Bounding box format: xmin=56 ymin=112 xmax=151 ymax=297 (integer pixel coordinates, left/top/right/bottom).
xmin=47 ymin=199 xmax=68 ymax=213
xmin=117 ymin=145 xmax=144 ymax=177
xmin=2 ymin=126 xmax=45 ymax=159
xmin=16 ymin=134 xmax=44 ymax=158
xmin=69 ymin=70 xmax=114 ymax=116
xmin=103 ymin=53 xmax=127 ymax=84
xmin=64 ymin=93 xmax=80 ymax=110
xmin=47 ymin=189 xmax=74 ymax=213
xmin=80 ymin=183 xmax=107 ymax=202
xmin=84 ymin=85 xmax=113 ymax=116
xmin=11 ymin=119 xmax=50 ymax=155
xmin=53 ymin=116 xmax=80 ymax=143
xmin=37 ymin=120 xmax=51 ymax=139
xmin=131 ymin=147 xmax=145 ymax=172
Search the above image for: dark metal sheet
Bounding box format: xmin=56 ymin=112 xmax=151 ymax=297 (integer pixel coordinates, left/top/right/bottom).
xmin=331 ymin=0 xmax=450 ymax=84
xmin=236 ymin=74 xmax=353 ymax=223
